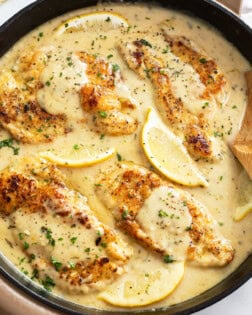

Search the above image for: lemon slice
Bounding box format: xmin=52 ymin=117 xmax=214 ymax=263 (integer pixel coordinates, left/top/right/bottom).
xmin=141 ymin=108 xmax=208 ymax=187
xmin=55 ymin=11 xmax=129 ymax=35
xmin=40 ymin=145 xmax=115 ymax=168
xmin=234 ymin=202 xmax=252 ymax=221
xmin=99 ymin=257 xmax=184 ymax=307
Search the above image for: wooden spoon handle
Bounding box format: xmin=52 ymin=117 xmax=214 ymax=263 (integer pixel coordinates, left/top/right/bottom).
xmin=231 ymin=70 xmax=252 ymax=179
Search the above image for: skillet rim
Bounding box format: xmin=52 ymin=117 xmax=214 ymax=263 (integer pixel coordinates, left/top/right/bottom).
xmin=0 ymin=0 xmax=251 ymax=314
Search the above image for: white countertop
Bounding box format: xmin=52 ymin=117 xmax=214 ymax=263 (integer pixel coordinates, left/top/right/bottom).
xmin=0 ymin=1 xmax=251 ymax=314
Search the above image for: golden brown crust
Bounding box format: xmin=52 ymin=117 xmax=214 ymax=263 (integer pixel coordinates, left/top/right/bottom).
xmin=78 ymin=52 xmax=138 ymax=136
xmin=161 ymin=32 xmax=227 ymax=101
xmin=0 ymin=158 xmax=130 ymax=292
xmin=96 ymin=163 xmax=234 ymax=266
xmin=118 ymin=40 xmax=212 ymax=158
xmin=0 ymin=50 xmax=70 ymax=144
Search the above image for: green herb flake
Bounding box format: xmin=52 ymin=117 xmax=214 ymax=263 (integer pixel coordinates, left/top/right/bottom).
xmin=158 ymin=209 xmax=169 ymax=218
xmin=199 ymin=58 xmax=207 ymax=64
xmin=232 ymin=105 xmax=237 ymax=109
xmin=70 ymin=237 xmax=78 ymax=244
xmin=31 ymin=268 xmax=39 ymax=280
xmin=0 ymin=138 xmax=20 ymax=155
xmin=202 ymin=102 xmax=209 ymax=109
xmin=116 ymin=152 xmax=122 ymax=161
xmin=42 ymin=276 xmax=55 ymax=292
xmin=185 ymin=226 xmax=192 ymax=231
xmin=163 ymin=254 xmax=175 ymax=263
xmin=112 ymin=64 xmax=120 ymax=72
xmin=29 ymin=254 xmax=36 ymax=262
xmin=107 ymin=54 xmax=113 ymax=59
xmin=99 ymin=111 xmax=108 ymax=118
xmin=73 ymin=144 xmax=80 ymax=150
xmin=23 ymin=241 xmax=29 ymax=250
xmin=68 ymin=261 xmax=76 ymax=269
xmin=121 ymin=210 xmax=128 ymax=220
xmin=105 ymin=16 xmax=111 ymax=22
xmin=18 ymin=232 xmax=24 ymax=240
xmin=51 ymin=256 xmax=63 ymax=271
xmin=139 ymin=39 xmax=152 ymax=48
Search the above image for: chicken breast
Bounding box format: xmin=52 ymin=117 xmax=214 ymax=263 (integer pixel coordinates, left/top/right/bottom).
xmin=78 ymin=52 xmax=138 ymax=136
xmin=161 ymin=25 xmax=230 ymax=106
xmin=0 ymin=157 xmax=130 ymax=293
xmin=0 ymin=51 xmax=70 ymax=143
xmin=96 ymin=163 xmax=234 ymax=267
xmin=117 ymin=40 xmax=214 ymax=159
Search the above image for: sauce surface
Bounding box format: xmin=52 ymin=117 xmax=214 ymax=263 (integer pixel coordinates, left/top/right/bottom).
xmin=0 ymin=1 xmax=251 ymax=311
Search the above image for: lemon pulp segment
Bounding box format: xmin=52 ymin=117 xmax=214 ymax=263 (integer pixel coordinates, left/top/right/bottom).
xmin=141 ymin=108 xmax=208 ymax=187
xmin=99 ymin=258 xmax=184 ymax=307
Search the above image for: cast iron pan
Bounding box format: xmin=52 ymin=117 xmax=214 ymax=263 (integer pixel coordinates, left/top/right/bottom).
xmin=0 ymin=0 xmax=251 ymax=314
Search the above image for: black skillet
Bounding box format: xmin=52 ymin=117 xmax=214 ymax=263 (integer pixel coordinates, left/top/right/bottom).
xmin=0 ymin=0 xmax=251 ymax=314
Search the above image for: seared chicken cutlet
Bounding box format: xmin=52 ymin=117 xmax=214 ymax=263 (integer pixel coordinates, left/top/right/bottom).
xmin=161 ymin=25 xmax=230 ymax=106
xmin=78 ymin=52 xmax=138 ymax=135
xmin=0 ymin=157 xmax=130 ymax=293
xmin=96 ymin=163 xmax=234 ymax=267
xmin=0 ymin=51 xmax=70 ymax=143
xmin=118 ymin=40 xmax=214 ymax=159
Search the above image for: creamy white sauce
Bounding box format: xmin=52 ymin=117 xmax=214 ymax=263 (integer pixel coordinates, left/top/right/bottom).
xmin=38 ymin=50 xmax=88 ymax=119
xmin=0 ymin=1 xmax=251 ymax=312
xmin=137 ymin=186 xmax=191 ymax=261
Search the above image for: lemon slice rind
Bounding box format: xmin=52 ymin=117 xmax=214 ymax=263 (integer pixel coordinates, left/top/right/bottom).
xmin=39 ymin=147 xmax=115 ymax=168
xmin=99 ymin=260 xmax=184 ymax=307
xmin=55 ymin=11 xmax=129 ymax=35
xmin=141 ymin=108 xmax=208 ymax=187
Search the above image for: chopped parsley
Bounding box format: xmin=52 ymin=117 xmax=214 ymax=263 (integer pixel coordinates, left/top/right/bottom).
xmin=116 ymin=152 xmax=122 ymax=161
xmin=70 ymin=237 xmax=77 ymax=244
xmin=121 ymin=210 xmax=129 ymax=220
xmin=163 ymin=254 xmax=175 ymax=263
xmin=68 ymin=261 xmax=76 ymax=269
xmin=42 ymin=275 xmax=55 ymax=292
xmin=112 ymin=64 xmax=120 ymax=72
xmin=23 ymin=241 xmax=29 ymax=250
xmin=41 ymin=227 xmax=55 ymax=247
xmin=51 ymin=257 xmax=63 ymax=272
xmin=99 ymin=111 xmax=108 ymax=118
xmin=0 ymin=138 xmax=20 ymax=155
xmin=139 ymin=39 xmax=152 ymax=47
xmin=199 ymin=58 xmax=207 ymax=64
xmin=158 ymin=209 xmax=169 ymax=218
xmin=18 ymin=232 xmax=24 ymax=240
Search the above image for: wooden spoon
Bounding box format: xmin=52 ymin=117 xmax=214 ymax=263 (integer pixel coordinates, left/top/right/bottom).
xmin=230 ymin=71 xmax=252 ymax=179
